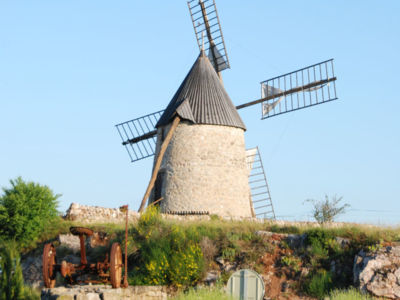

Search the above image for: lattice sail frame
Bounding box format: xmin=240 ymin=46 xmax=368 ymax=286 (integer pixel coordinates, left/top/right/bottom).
xmin=246 ymin=147 xmax=276 ymax=220
xmin=187 ymin=0 xmax=230 ymax=72
xmin=115 ymin=110 xmax=163 ymax=162
xmin=259 ymin=59 xmax=337 ymax=119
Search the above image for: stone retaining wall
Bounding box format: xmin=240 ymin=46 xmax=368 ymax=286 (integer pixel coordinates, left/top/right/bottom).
xmin=64 ymin=203 xmax=140 ymax=223
xmin=64 ymin=203 xmax=214 ymax=224
xmin=41 ymin=285 xmax=168 ymax=300
xmin=64 ymin=203 xmax=372 ymax=229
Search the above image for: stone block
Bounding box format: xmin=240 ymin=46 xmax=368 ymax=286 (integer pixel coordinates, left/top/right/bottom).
xmin=76 ymin=293 xmax=101 ymax=300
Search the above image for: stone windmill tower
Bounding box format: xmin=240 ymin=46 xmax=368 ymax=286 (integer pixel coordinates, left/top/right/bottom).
xmin=116 ymin=0 xmax=338 ymax=218
xmin=149 ymin=50 xmax=252 ymax=218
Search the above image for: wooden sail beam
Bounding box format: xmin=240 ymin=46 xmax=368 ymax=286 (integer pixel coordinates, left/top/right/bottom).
xmin=138 ymin=116 xmax=181 ymax=213
xmin=123 ymin=77 xmax=337 ymax=147
xmin=235 ymin=77 xmax=337 ymax=110
xmin=199 ymin=0 xmax=221 ymax=78
xmin=122 ymin=130 xmax=157 ymax=145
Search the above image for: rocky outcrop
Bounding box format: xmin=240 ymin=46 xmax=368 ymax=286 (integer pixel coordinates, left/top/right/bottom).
xmin=41 ymin=285 xmax=168 ymax=300
xmin=354 ymin=246 xmax=400 ymax=299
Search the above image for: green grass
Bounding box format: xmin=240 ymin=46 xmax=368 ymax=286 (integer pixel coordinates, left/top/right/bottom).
xmin=172 ymin=287 xmax=235 ymax=300
xmin=329 ymin=288 xmax=375 ymax=300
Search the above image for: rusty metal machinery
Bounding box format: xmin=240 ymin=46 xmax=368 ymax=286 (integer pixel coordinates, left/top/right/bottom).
xmin=42 ymin=205 xmax=130 ymax=288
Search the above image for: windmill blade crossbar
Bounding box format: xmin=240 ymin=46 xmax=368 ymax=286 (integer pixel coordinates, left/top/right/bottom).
xmin=187 ymin=0 xmax=230 ymax=72
xmin=115 ymin=110 xmax=163 ymax=162
xmin=236 ymin=59 xmax=338 ymax=118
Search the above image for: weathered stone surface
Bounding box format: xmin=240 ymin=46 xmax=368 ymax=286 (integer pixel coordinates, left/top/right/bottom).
xmin=41 ymin=285 xmax=168 ymax=300
xmin=21 ymin=255 xmax=43 ymax=288
xmin=64 ymin=203 xmax=140 ymax=223
xmin=152 ymin=122 xmax=253 ymax=218
xmin=354 ymin=246 xmax=400 ymax=299
xmin=76 ymin=293 xmax=101 ymax=300
xmin=58 ymin=234 xmax=81 ymax=252
xmin=204 ymin=271 xmax=220 ymax=285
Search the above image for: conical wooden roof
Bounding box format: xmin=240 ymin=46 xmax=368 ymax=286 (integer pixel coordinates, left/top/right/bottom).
xmin=156 ymin=51 xmax=246 ymax=130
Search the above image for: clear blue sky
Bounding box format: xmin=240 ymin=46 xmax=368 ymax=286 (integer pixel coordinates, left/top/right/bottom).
xmin=1 ymin=1 xmax=399 ymax=224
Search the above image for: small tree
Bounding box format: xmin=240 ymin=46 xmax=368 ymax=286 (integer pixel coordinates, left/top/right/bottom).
xmin=305 ymin=195 xmax=349 ymax=224
xmin=0 ymin=177 xmax=60 ymax=247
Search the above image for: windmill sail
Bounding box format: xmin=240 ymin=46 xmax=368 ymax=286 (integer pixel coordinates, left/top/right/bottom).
xmin=236 ymin=59 xmax=338 ymax=119
xmin=260 ymin=59 xmax=337 ymax=119
xmin=261 ymin=85 xmax=284 ymax=116
xmin=246 ymin=147 xmax=276 ymax=220
xmin=115 ymin=110 xmax=163 ymax=162
xmin=208 ymin=46 xmax=228 ymax=71
xmin=187 ymin=0 xmax=230 ymax=73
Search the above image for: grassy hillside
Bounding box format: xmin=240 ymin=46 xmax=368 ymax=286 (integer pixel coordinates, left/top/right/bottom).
xmin=24 ymin=206 xmax=399 ymax=299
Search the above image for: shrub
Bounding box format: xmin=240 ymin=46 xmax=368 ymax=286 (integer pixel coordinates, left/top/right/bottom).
xmin=169 ymin=243 xmax=204 ymax=287
xmin=306 ymin=270 xmax=333 ymax=298
xmin=221 ymin=247 xmax=236 ymax=261
xmin=143 ymin=249 xmax=170 ymax=285
xmin=306 ymin=228 xmax=337 ymax=258
xmin=305 ymin=195 xmax=349 ymax=224
xmin=281 ymin=255 xmax=302 ymax=273
xmin=129 ymin=208 xmax=204 ymax=286
xmin=0 ymin=177 xmax=60 ymax=247
xmin=0 ymin=242 xmax=39 ymax=300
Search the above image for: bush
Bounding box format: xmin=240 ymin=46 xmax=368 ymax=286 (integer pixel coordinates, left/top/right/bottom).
xmin=281 ymin=255 xmax=302 ymax=273
xmin=0 ymin=242 xmax=39 ymax=300
xmin=169 ymin=242 xmax=204 ymax=287
xmin=128 ymin=207 xmax=204 ymax=286
xmin=306 ymin=270 xmax=333 ymax=299
xmin=305 ymin=195 xmax=349 ymax=224
xmin=306 ymin=228 xmax=337 ymax=259
xmin=0 ymin=177 xmax=60 ymax=248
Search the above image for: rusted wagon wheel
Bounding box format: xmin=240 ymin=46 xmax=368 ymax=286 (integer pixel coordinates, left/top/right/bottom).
xmin=110 ymin=242 xmax=122 ymax=288
xmin=42 ymin=243 xmax=56 ymax=288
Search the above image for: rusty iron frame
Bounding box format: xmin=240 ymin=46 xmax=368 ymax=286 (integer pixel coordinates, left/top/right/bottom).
xmin=42 ymin=205 xmax=130 ymax=288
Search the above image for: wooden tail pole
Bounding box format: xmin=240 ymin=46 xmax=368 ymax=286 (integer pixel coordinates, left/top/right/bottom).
xmin=138 ymin=116 xmax=181 ymax=212
xmin=119 ymin=204 xmax=129 ymax=288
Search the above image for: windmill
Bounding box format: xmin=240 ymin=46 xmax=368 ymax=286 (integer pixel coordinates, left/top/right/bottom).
xmin=115 ymin=0 xmax=338 ymax=219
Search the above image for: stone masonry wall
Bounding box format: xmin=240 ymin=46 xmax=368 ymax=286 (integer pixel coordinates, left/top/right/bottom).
xmin=41 ymin=285 xmax=168 ymax=300
xmin=64 ymin=203 xmax=140 ymax=223
xmin=63 ymin=203 xmax=375 ymax=229
xmin=153 ymin=122 xmax=253 ymax=218
xmin=63 ymin=203 xmax=213 ymax=223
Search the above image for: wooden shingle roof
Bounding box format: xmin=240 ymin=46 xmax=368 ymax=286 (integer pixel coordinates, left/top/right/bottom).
xmin=156 ymin=51 xmax=246 ymax=130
